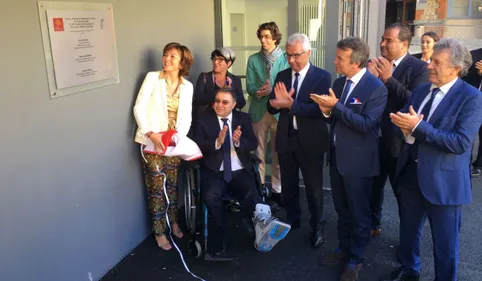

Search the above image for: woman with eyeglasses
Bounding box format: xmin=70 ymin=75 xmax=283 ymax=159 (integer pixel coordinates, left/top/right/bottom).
xmin=133 ymin=42 xmax=194 ymax=251
xmin=192 ymin=47 xmax=246 ymax=122
xmin=413 ymin=31 xmax=440 ymax=63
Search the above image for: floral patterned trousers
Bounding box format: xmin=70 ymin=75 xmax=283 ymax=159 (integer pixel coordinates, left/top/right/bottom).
xmin=142 ymin=153 xmax=181 ymax=236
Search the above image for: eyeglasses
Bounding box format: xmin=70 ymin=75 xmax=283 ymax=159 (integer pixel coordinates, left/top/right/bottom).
xmin=211 ymin=57 xmax=226 ymax=63
xmin=285 ymin=51 xmax=306 ymax=59
xmin=214 ymin=99 xmax=230 ymax=105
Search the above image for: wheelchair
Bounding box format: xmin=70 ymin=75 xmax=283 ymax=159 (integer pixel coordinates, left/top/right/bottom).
xmin=182 ymin=153 xmax=269 ymax=260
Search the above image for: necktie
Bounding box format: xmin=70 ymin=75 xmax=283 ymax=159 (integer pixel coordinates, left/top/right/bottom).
xmin=409 ymin=88 xmax=440 ymax=161
xmin=420 ymin=88 xmax=439 ymax=121
xmin=221 ymin=118 xmax=232 ymax=182
xmin=289 ymin=73 xmax=300 ymax=137
xmin=392 ymin=63 xmax=396 ymax=73
xmin=340 ymin=79 xmax=353 ymax=105
xmin=292 ymin=72 xmax=300 ymax=99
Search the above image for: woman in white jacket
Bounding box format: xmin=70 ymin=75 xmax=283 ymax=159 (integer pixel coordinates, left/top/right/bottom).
xmin=133 ymin=42 xmax=194 ymax=250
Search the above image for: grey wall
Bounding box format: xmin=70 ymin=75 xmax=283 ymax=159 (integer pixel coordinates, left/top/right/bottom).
xmin=324 ymin=0 xmax=340 ymax=79
xmin=0 ymin=1 xmax=214 ymax=280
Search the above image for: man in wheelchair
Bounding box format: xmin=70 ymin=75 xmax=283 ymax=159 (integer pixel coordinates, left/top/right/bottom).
xmin=193 ymin=87 xmax=291 ymax=261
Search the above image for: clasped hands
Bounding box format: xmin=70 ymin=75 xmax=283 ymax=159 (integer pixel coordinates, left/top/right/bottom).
xmin=217 ymin=125 xmax=242 ymax=147
xmin=367 ymin=56 xmax=394 ymax=82
xmin=309 ymin=88 xmax=338 ymax=115
xmin=256 ymin=79 xmax=271 ymax=98
xmin=476 ymin=60 xmax=482 ymax=75
xmin=269 ymin=82 xmax=295 ymax=109
xmin=389 ymin=106 xmax=424 ymax=135
xmin=148 ymin=133 xmax=166 ymax=153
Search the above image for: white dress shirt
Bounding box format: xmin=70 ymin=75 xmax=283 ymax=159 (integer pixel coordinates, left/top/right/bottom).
xmin=340 ymin=68 xmax=367 ymax=105
xmin=405 ymin=77 xmax=459 ymax=144
xmin=292 ymin=63 xmax=311 ymax=130
xmin=393 ymin=53 xmax=408 ymax=72
xmin=215 ymin=113 xmax=243 ymax=171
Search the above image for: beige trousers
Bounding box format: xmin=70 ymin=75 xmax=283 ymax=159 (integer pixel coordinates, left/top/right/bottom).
xmin=252 ymin=112 xmax=281 ymax=193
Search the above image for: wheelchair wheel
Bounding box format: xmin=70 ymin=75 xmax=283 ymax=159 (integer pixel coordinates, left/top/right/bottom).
xmin=188 ymin=239 xmax=202 ymax=258
xmin=184 ymin=168 xmax=197 ymax=235
xmin=251 ymin=153 xmax=269 ymax=201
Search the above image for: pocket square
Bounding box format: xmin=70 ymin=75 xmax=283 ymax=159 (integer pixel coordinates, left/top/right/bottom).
xmin=349 ymin=98 xmax=363 ymax=105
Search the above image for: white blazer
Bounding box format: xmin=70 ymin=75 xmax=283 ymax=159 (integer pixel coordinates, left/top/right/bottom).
xmin=133 ymin=71 xmax=194 ymax=145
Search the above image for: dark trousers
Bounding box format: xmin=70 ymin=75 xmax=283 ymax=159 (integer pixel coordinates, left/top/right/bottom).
xmin=278 ymin=134 xmax=324 ymax=229
xmin=472 ymin=125 xmax=482 ymax=168
xmin=398 ymin=161 xmax=461 ymax=281
xmin=370 ymin=139 xmax=399 ymax=230
xmin=201 ymin=168 xmax=262 ymax=230
xmin=330 ymin=148 xmax=373 ymax=264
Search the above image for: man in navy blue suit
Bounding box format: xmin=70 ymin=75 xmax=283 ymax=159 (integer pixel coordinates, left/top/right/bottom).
xmin=194 ymin=88 xmax=291 ymax=261
xmin=312 ymin=37 xmax=387 ymax=281
xmin=380 ymin=39 xmax=482 ymax=281
xmin=368 ymin=24 xmax=429 ymax=237
xmin=267 ymin=33 xmax=331 ymax=248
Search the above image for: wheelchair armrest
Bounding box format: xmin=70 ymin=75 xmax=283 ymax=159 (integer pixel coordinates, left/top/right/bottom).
xmin=250 ymin=153 xmax=262 ymax=165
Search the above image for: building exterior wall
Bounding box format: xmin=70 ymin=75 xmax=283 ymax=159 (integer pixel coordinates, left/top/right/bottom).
xmin=411 ymin=0 xmax=481 ymax=51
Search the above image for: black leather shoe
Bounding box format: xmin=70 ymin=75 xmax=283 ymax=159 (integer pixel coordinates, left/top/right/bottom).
xmin=206 ymin=228 xmax=234 ymax=261
xmin=206 ymin=236 xmax=234 ymax=261
xmin=205 ymin=248 xmax=235 ymax=262
xmin=471 ymin=167 xmax=481 ymax=177
xmin=379 ymin=267 xmax=420 ymax=281
xmin=311 ymin=228 xmax=325 ymax=248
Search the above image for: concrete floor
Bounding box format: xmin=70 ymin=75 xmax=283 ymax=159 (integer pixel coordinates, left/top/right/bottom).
xmin=100 ymin=173 xmax=482 ymax=281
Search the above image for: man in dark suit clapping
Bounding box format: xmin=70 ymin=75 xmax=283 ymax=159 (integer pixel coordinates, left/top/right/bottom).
xmin=312 ymin=37 xmax=387 ymax=281
xmin=267 ymin=33 xmax=331 ymax=248
xmin=380 ymin=38 xmax=482 ymax=281
xmin=194 ymin=88 xmax=291 ymax=261
xmin=368 ymin=24 xmax=429 ymax=236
